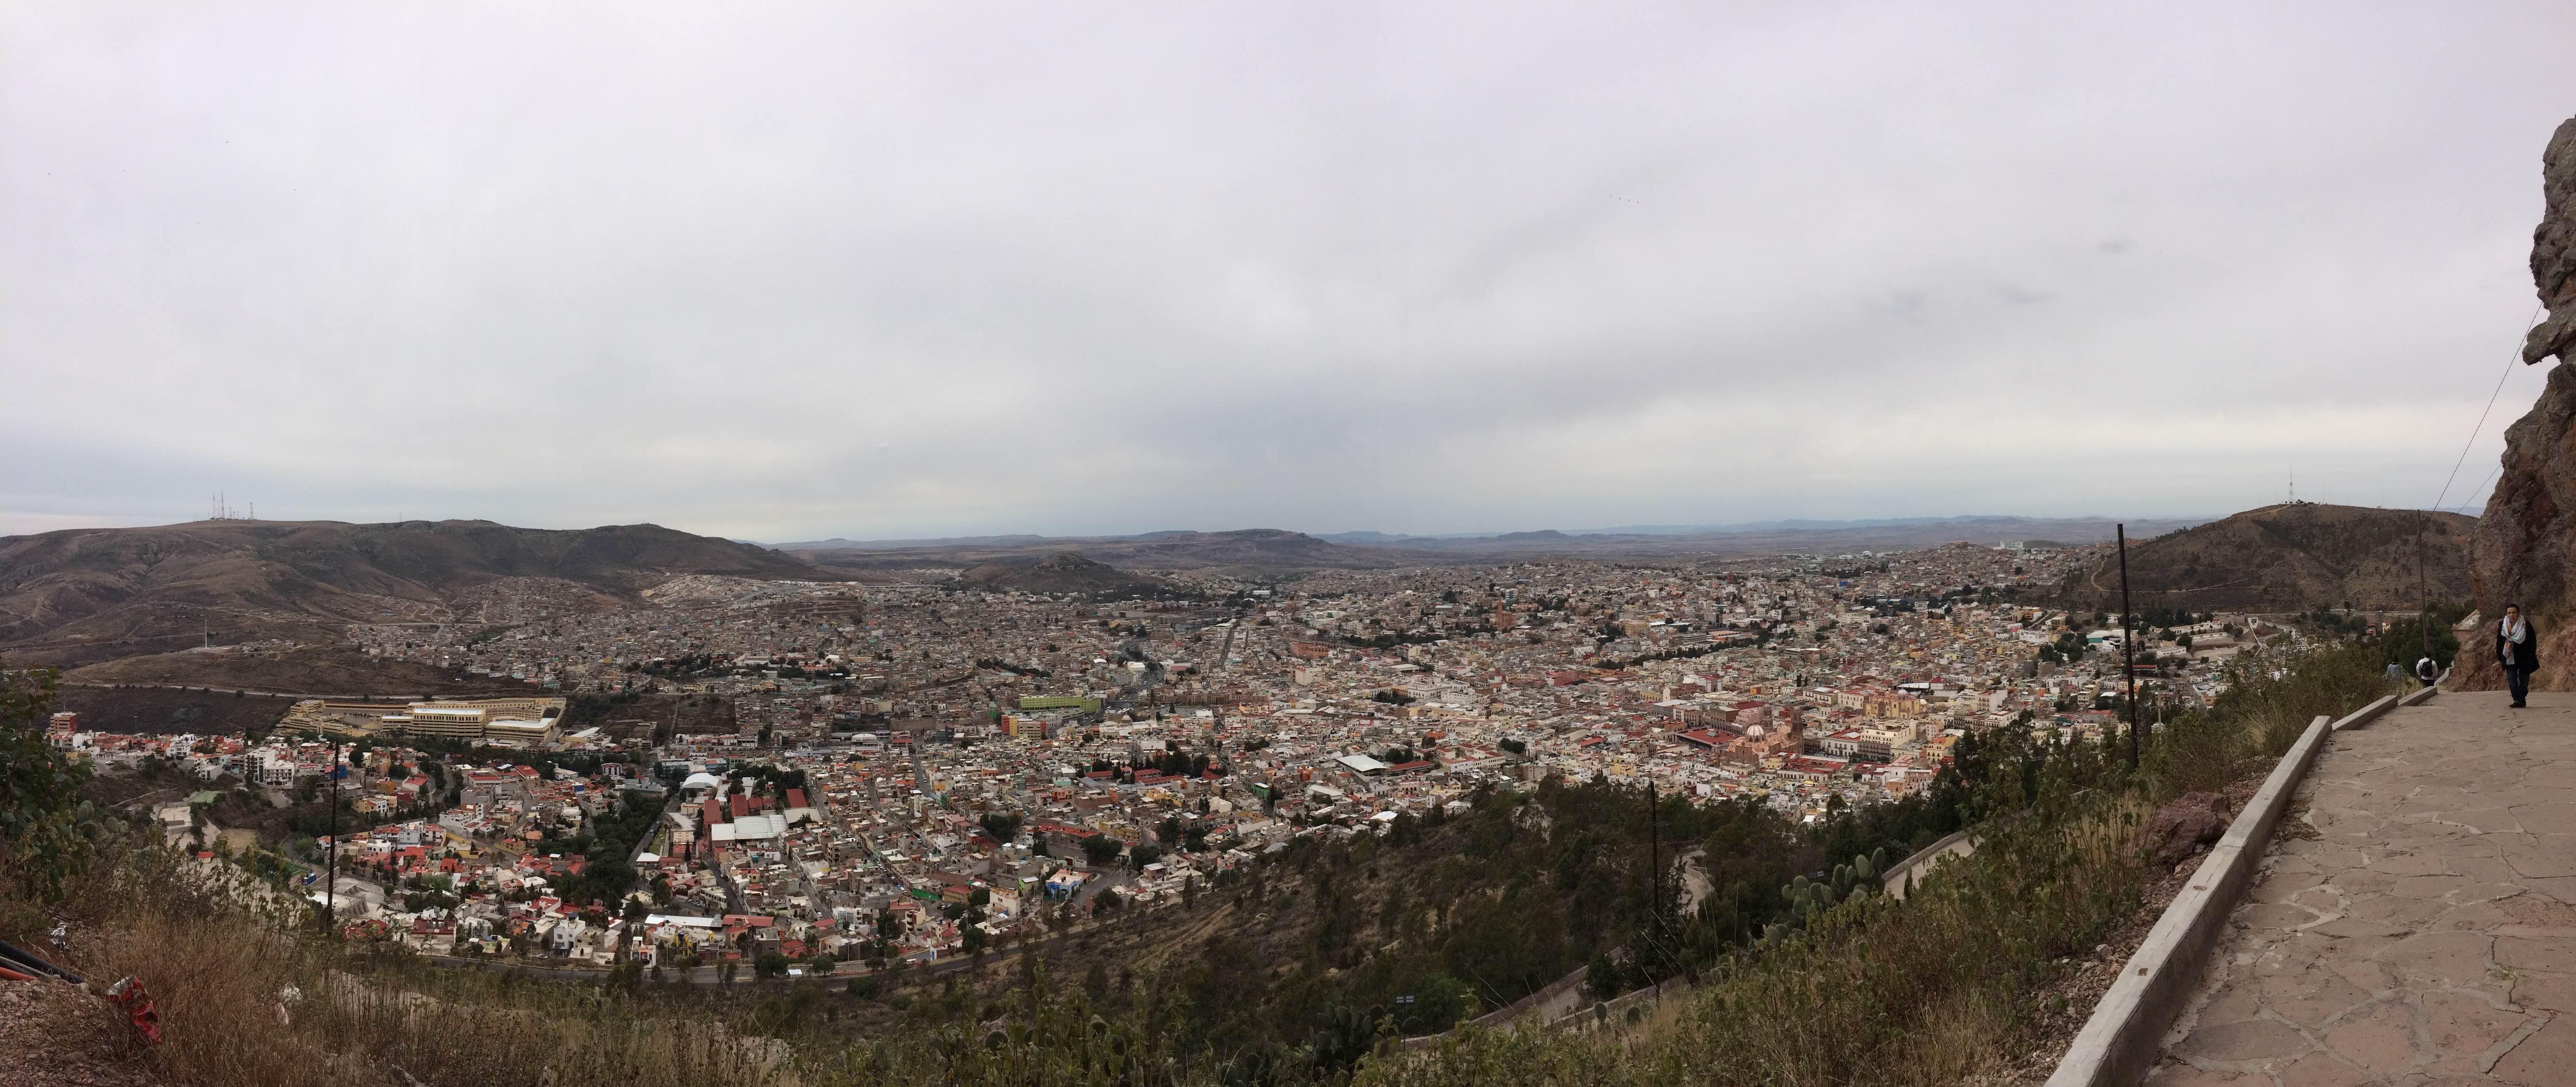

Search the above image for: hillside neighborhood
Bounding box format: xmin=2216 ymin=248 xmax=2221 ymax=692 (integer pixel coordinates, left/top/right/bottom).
xmin=45 ymin=532 xmax=2336 ymax=988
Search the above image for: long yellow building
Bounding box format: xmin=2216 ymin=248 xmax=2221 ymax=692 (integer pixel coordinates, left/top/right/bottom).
xmin=283 ymin=697 xmax=566 ymax=745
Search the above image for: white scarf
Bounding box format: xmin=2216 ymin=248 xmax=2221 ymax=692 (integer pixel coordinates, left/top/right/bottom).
xmin=2502 ymin=616 xmax=2529 ymax=662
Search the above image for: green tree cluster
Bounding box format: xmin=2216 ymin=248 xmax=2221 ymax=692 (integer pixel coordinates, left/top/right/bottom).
xmin=0 ymin=667 xmax=93 ymax=910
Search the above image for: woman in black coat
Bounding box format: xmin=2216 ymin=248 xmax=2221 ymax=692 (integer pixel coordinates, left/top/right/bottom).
xmin=2498 ymin=604 xmax=2541 ymax=708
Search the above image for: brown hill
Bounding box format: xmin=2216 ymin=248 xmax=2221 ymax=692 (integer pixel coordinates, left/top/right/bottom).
xmin=0 ymin=519 xmax=835 ymax=669
xmin=956 ymin=552 xmax=1174 ymax=596
xmin=2057 ymin=503 xmax=2473 ymax=614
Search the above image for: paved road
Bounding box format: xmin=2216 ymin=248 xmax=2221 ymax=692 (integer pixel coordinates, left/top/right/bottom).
xmin=2149 ymin=690 xmax=2576 ymax=1085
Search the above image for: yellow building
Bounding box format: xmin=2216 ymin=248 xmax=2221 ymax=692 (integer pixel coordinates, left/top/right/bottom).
xmin=284 ymin=697 xmax=565 ymax=744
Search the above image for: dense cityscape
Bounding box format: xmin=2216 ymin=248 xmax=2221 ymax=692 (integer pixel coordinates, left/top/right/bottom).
xmin=47 ymin=538 xmax=2284 ymax=990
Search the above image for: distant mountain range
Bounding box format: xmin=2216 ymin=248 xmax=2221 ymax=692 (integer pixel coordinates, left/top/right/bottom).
xmin=1311 ymin=515 xmax=2186 ymax=543
xmin=771 ymin=530 xmax=1201 ymax=551
xmin=5 ymin=508 xmax=2451 ymax=689
xmin=775 ymin=515 xmax=2218 ymax=566
xmin=0 ymin=519 xmax=840 ymax=670
xmin=790 ymin=528 xmax=1407 ymax=578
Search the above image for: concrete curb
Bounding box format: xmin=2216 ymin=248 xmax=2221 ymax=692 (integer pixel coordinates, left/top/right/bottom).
xmin=1881 ymin=828 xmax=1974 ymax=898
xmin=2045 ymin=690 xmax=2413 ymax=1087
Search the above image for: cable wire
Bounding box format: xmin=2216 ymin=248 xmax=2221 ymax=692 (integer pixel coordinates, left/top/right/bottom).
xmin=2433 ymin=301 xmax=2549 ymax=513
xmin=2463 ymin=460 xmax=2506 ymax=515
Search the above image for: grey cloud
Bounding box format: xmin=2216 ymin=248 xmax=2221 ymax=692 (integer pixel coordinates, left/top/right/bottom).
xmin=6 ymin=1 xmax=2576 ymax=540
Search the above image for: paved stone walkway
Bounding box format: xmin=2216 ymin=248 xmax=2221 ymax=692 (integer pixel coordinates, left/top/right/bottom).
xmin=2149 ymin=691 xmax=2576 ymax=1087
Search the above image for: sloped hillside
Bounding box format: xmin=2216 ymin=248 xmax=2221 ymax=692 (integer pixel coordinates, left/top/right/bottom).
xmin=2057 ymin=503 xmax=2473 ymax=613
xmin=956 ymin=552 xmax=1174 ymax=596
xmin=0 ymin=520 xmax=834 ymax=668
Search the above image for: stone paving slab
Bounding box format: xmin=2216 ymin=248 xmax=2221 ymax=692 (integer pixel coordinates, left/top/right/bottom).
xmin=2149 ymin=691 xmax=2576 ymax=1087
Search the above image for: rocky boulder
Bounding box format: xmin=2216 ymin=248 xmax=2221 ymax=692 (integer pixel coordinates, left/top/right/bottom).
xmin=2462 ymin=116 xmax=2576 ymax=694
xmin=2136 ymin=790 xmax=2233 ymax=866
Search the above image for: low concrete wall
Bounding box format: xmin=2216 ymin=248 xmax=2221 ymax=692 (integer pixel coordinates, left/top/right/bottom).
xmin=2044 ymin=687 xmax=2424 ymax=1087
xmin=1551 ymin=974 xmax=1691 ymax=1033
xmin=1399 ymin=964 xmax=1590 ymax=1050
xmin=1882 ymin=828 xmax=1973 ymax=899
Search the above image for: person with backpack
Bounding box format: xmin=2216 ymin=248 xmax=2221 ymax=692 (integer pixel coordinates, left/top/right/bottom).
xmin=2498 ymin=604 xmax=2540 ymax=708
xmin=2415 ymin=656 xmax=2440 ymax=688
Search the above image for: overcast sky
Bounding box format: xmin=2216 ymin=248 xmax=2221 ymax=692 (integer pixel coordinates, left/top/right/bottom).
xmin=7 ymin=3 xmax=2574 ymax=542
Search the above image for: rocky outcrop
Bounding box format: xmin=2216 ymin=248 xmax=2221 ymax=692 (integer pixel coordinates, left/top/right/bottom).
xmin=2135 ymin=791 xmax=2232 ymax=866
xmin=2523 ymin=118 xmax=2576 ymax=367
xmin=2462 ymin=117 xmax=2576 ymax=693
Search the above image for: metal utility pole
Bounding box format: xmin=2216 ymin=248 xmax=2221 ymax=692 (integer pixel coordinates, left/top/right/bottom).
xmin=2119 ymin=524 xmax=2140 ymax=769
xmin=2417 ymin=511 xmax=2431 ymax=673
xmin=325 ymin=735 xmax=340 ymax=935
xmin=1647 ymin=774 xmax=1660 ymax=932
xmin=1644 ymin=731 xmax=1663 ymax=945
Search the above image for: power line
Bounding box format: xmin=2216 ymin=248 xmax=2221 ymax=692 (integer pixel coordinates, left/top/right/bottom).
xmin=2413 ymin=300 xmax=2548 ymax=643
xmin=2465 ymin=461 xmax=2506 ymax=512
xmin=2433 ymin=301 xmax=2549 ymax=514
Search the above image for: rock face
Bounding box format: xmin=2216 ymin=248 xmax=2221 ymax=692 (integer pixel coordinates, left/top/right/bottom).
xmin=2463 ymin=117 xmax=2576 ymax=693
xmin=2136 ymin=791 xmax=2233 ymax=866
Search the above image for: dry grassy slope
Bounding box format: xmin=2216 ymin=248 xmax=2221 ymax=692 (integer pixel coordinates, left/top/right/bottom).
xmin=0 ymin=520 xmax=837 ymax=668
xmin=2056 ymin=503 xmax=2473 ymax=613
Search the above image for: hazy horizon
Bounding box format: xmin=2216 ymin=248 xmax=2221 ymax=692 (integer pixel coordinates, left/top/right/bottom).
xmin=17 ymin=505 xmax=2509 ymax=548
xmin=9 ymin=3 xmax=2576 ymax=541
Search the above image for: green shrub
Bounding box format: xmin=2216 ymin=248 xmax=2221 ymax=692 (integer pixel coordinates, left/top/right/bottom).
xmin=0 ymin=666 xmax=94 ymax=921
